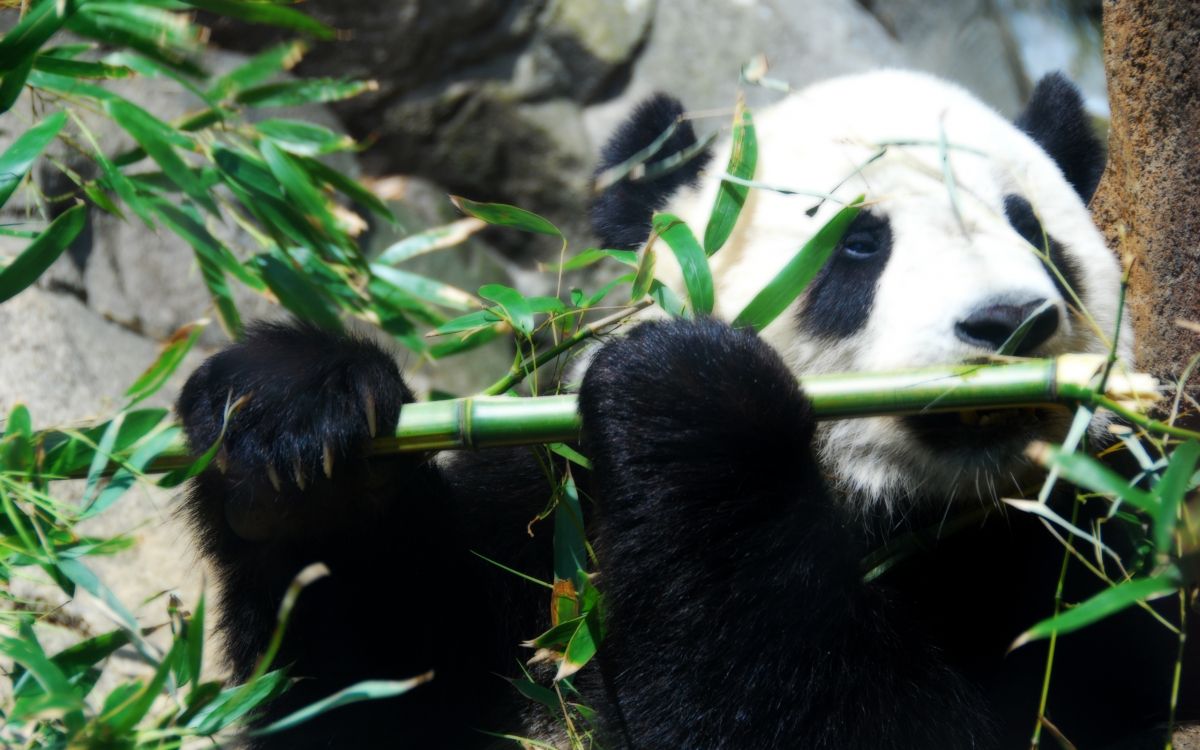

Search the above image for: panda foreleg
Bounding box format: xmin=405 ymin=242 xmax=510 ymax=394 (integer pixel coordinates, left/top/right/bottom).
xmin=176 ymin=321 xmax=461 ymax=746
xmin=579 ymin=318 xmax=996 ymax=749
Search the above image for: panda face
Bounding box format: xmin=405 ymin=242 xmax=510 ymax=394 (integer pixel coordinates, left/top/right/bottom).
xmin=599 ymin=70 xmax=1127 ymax=513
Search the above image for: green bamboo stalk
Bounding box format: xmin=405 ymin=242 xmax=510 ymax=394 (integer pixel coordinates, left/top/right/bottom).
xmin=52 ymin=354 xmax=1162 ymax=480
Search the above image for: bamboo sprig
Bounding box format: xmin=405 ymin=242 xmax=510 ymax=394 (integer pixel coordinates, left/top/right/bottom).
xmin=51 ymin=354 xmax=1166 ymax=480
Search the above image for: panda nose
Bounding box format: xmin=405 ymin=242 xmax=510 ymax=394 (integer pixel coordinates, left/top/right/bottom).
xmin=954 ymin=300 xmax=1059 ymax=355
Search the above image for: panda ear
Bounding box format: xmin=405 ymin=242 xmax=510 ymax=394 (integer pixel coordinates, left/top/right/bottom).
xmin=590 ymin=94 xmax=712 ymax=249
xmin=1014 ymin=73 xmax=1106 ymax=202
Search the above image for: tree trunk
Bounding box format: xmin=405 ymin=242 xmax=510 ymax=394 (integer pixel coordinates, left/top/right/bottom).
xmin=1091 ymin=0 xmax=1200 ymax=396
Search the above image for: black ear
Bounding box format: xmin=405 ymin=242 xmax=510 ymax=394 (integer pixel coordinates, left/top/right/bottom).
xmin=590 ymin=94 xmax=711 ymax=249
xmin=1014 ymin=73 xmax=1105 ymax=202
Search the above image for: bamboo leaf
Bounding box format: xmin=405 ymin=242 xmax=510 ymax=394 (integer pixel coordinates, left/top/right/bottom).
xmin=555 ymin=608 xmax=601 ymax=681
xmin=0 ymin=110 xmax=67 ymax=209
xmin=0 ymin=57 xmax=34 ymax=115
xmin=450 ymin=196 xmax=562 ymax=237
xmin=56 ymin=558 xmax=141 ymax=634
xmin=653 ymin=213 xmax=713 ymax=315
xmin=256 ymin=252 xmax=343 ymax=331
xmin=256 ymin=118 xmax=355 ymax=156
xmin=236 ymin=78 xmax=377 ymax=108
xmin=479 ymin=283 xmax=534 ymax=335
xmin=31 ymin=55 xmax=133 ymax=79
xmin=704 ymin=102 xmax=757 ymax=255
xmin=299 ymin=155 xmax=395 ymax=224
xmin=180 ymin=0 xmax=334 ymax=39
xmin=187 ymin=593 xmax=206 ymax=689
xmin=1035 ymin=444 xmax=1159 ymax=515
xmin=0 ymin=204 xmax=85 ymax=304
xmin=732 ymin=198 xmax=862 ymax=331
xmin=1011 ymin=574 xmax=1179 ymax=650
xmin=207 ymin=41 xmax=306 ymax=101
xmin=259 ymin=139 xmax=338 ymax=237
xmin=186 ymin=670 xmax=290 ymax=734
xmin=106 ymin=100 xmax=218 ymax=214
xmin=125 ymin=321 xmax=207 ymax=405
xmin=1154 ymin=440 xmax=1200 ymax=553
xmin=547 ymin=247 xmax=638 ymax=272
xmin=376 ymin=218 xmax=484 ymax=265
xmin=252 ymin=675 xmax=434 ymax=735
xmin=631 ymin=245 xmax=656 ymax=302
xmin=370 ymin=264 xmax=479 ymax=312
xmin=0 ymin=0 xmax=78 ymax=75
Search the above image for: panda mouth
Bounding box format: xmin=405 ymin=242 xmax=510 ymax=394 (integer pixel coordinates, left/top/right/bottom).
xmin=902 ymin=407 xmax=1054 ymax=455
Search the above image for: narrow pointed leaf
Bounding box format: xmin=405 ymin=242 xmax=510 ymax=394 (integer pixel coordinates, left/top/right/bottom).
xmin=0 ymin=110 xmax=67 ymax=208
xmin=236 ymin=78 xmax=377 ymax=108
xmin=125 ymin=321 xmax=207 ymax=404
xmin=451 ymin=196 xmax=562 ymax=237
xmin=253 ymin=675 xmax=434 ymax=735
xmin=704 ymin=103 xmax=757 ymax=255
xmin=1154 ymin=440 xmax=1200 ymax=552
xmin=1011 ymin=574 xmax=1179 ymax=650
xmin=1037 ymin=445 xmax=1159 ymax=515
xmin=0 ymin=204 xmax=85 ymax=303
xmin=106 ymin=100 xmax=218 ymax=214
xmin=0 ymin=57 xmax=34 ymax=115
xmin=732 ymin=199 xmax=861 ymax=331
xmin=653 ymin=213 xmax=713 ymax=314
xmin=479 ymin=283 xmax=534 ymax=335
xmin=256 ymin=253 xmax=343 ymax=331
xmin=0 ymin=0 xmax=77 ymax=75
xmin=256 ymin=119 xmax=354 ymax=156
xmin=180 ymin=0 xmax=333 ymax=38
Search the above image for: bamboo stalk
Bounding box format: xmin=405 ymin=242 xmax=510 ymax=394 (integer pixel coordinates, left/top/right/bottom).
xmin=51 ymin=355 xmax=1161 ymax=480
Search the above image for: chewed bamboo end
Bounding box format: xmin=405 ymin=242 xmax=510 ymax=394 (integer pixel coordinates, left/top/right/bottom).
xmin=1055 ymin=353 xmax=1161 ymax=404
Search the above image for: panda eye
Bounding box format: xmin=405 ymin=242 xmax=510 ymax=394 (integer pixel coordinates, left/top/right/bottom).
xmin=841 ymin=232 xmax=880 ymax=259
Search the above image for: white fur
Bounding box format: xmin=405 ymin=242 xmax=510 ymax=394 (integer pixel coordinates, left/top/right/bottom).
xmin=641 ymin=70 xmax=1129 ymax=512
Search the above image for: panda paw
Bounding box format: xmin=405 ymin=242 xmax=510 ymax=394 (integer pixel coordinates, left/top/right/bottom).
xmin=177 ymin=321 xmax=410 ymax=502
xmin=579 ymin=318 xmax=816 ymax=486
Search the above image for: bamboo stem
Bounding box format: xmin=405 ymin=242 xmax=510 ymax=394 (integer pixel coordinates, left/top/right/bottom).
xmin=50 ymin=355 xmax=1164 ymax=480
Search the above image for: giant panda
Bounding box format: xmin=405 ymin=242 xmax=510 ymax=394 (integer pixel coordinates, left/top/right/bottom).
xmin=177 ymin=70 xmax=1195 ymax=749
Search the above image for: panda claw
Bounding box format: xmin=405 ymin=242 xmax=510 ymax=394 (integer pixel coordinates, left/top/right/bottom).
xmin=365 ymin=391 xmax=378 ymax=438
xmin=322 ymin=442 xmax=334 ymax=479
xmin=266 ymin=464 xmax=282 ymax=492
xmin=293 ymin=458 xmax=307 ymax=490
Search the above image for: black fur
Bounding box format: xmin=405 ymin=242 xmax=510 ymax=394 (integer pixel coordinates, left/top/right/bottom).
xmin=799 ymin=210 xmax=893 ymax=339
xmin=589 ymin=94 xmax=712 ymax=249
xmin=1004 ymin=193 xmax=1086 ymax=304
xmin=178 ymin=318 xmax=1192 ymax=749
xmin=1015 ymin=73 xmax=1106 ymax=202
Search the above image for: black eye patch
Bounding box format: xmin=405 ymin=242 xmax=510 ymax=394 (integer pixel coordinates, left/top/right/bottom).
xmin=1003 ymin=194 xmax=1085 ymax=305
xmin=799 ymin=210 xmax=893 ymax=339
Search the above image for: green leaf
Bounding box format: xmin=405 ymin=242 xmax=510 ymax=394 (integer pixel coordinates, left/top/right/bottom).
xmin=125 ymin=321 xmax=207 ymax=404
xmin=429 ymin=309 xmax=503 ymax=336
xmin=252 ymin=675 xmax=434 ymax=735
xmin=653 ymin=213 xmax=713 ymax=315
xmin=57 ymin=558 xmax=141 ymax=633
xmin=547 ymin=247 xmax=638 ymax=272
xmin=67 ymin=8 xmax=204 ymax=78
xmin=256 ymin=118 xmax=355 ymax=156
xmin=732 ymin=198 xmax=862 ymax=331
xmin=106 ymin=99 xmax=218 ymax=214
xmin=0 ymin=624 xmax=84 ymax=720
xmin=1154 ymin=440 xmax=1200 ymax=553
xmin=375 ymin=218 xmax=483 ymax=265
xmin=704 ymin=103 xmax=757 ymax=255
xmin=180 ymin=0 xmax=334 ymax=38
xmin=207 ymin=41 xmax=307 ymax=101
xmin=1011 ymin=574 xmax=1179 ymax=650
xmin=451 ymin=196 xmax=562 ymax=237
xmin=630 ymin=246 xmax=656 ymax=302
xmin=256 ymin=252 xmax=343 ymax=331
xmin=84 ymin=423 xmax=180 ymax=518
xmin=0 ymin=110 xmax=67 ymax=209
xmin=479 ymin=283 xmax=535 ymax=335
xmin=31 ymin=55 xmax=133 ymax=79
xmin=370 ymin=264 xmax=479 ymax=312
xmin=0 ymin=57 xmax=34 ymax=115
xmin=0 ymin=204 xmax=85 ymax=304
xmin=1038 ymin=445 xmax=1159 ymax=515
xmin=553 ymin=473 xmax=587 ymax=587
xmin=259 ymin=139 xmax=338 ymax=237
xmin=100 ymin=640 xmax=181 ymax=732
xmin=0 ymin=0 xmax=79 ymax=75
xmin=186 ymin=670 xmax=290 ymax=734
xmin=236 ymin=78 xmax=377 ymax=108
xmin=297 ymin=155 xmax=395 ymax=224
xmin=187 ymin=593 xmax=207 ymax=689
xmin=556 ymin=608 xmax=601 ymax=681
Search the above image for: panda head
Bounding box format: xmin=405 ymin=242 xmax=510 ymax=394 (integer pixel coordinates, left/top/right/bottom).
xmin=592 ymin=70 xmax=1128 ymax=514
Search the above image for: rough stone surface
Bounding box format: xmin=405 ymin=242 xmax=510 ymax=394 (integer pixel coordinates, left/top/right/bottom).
xmin=1090 ymin=0 xmax=1200 ymax=390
